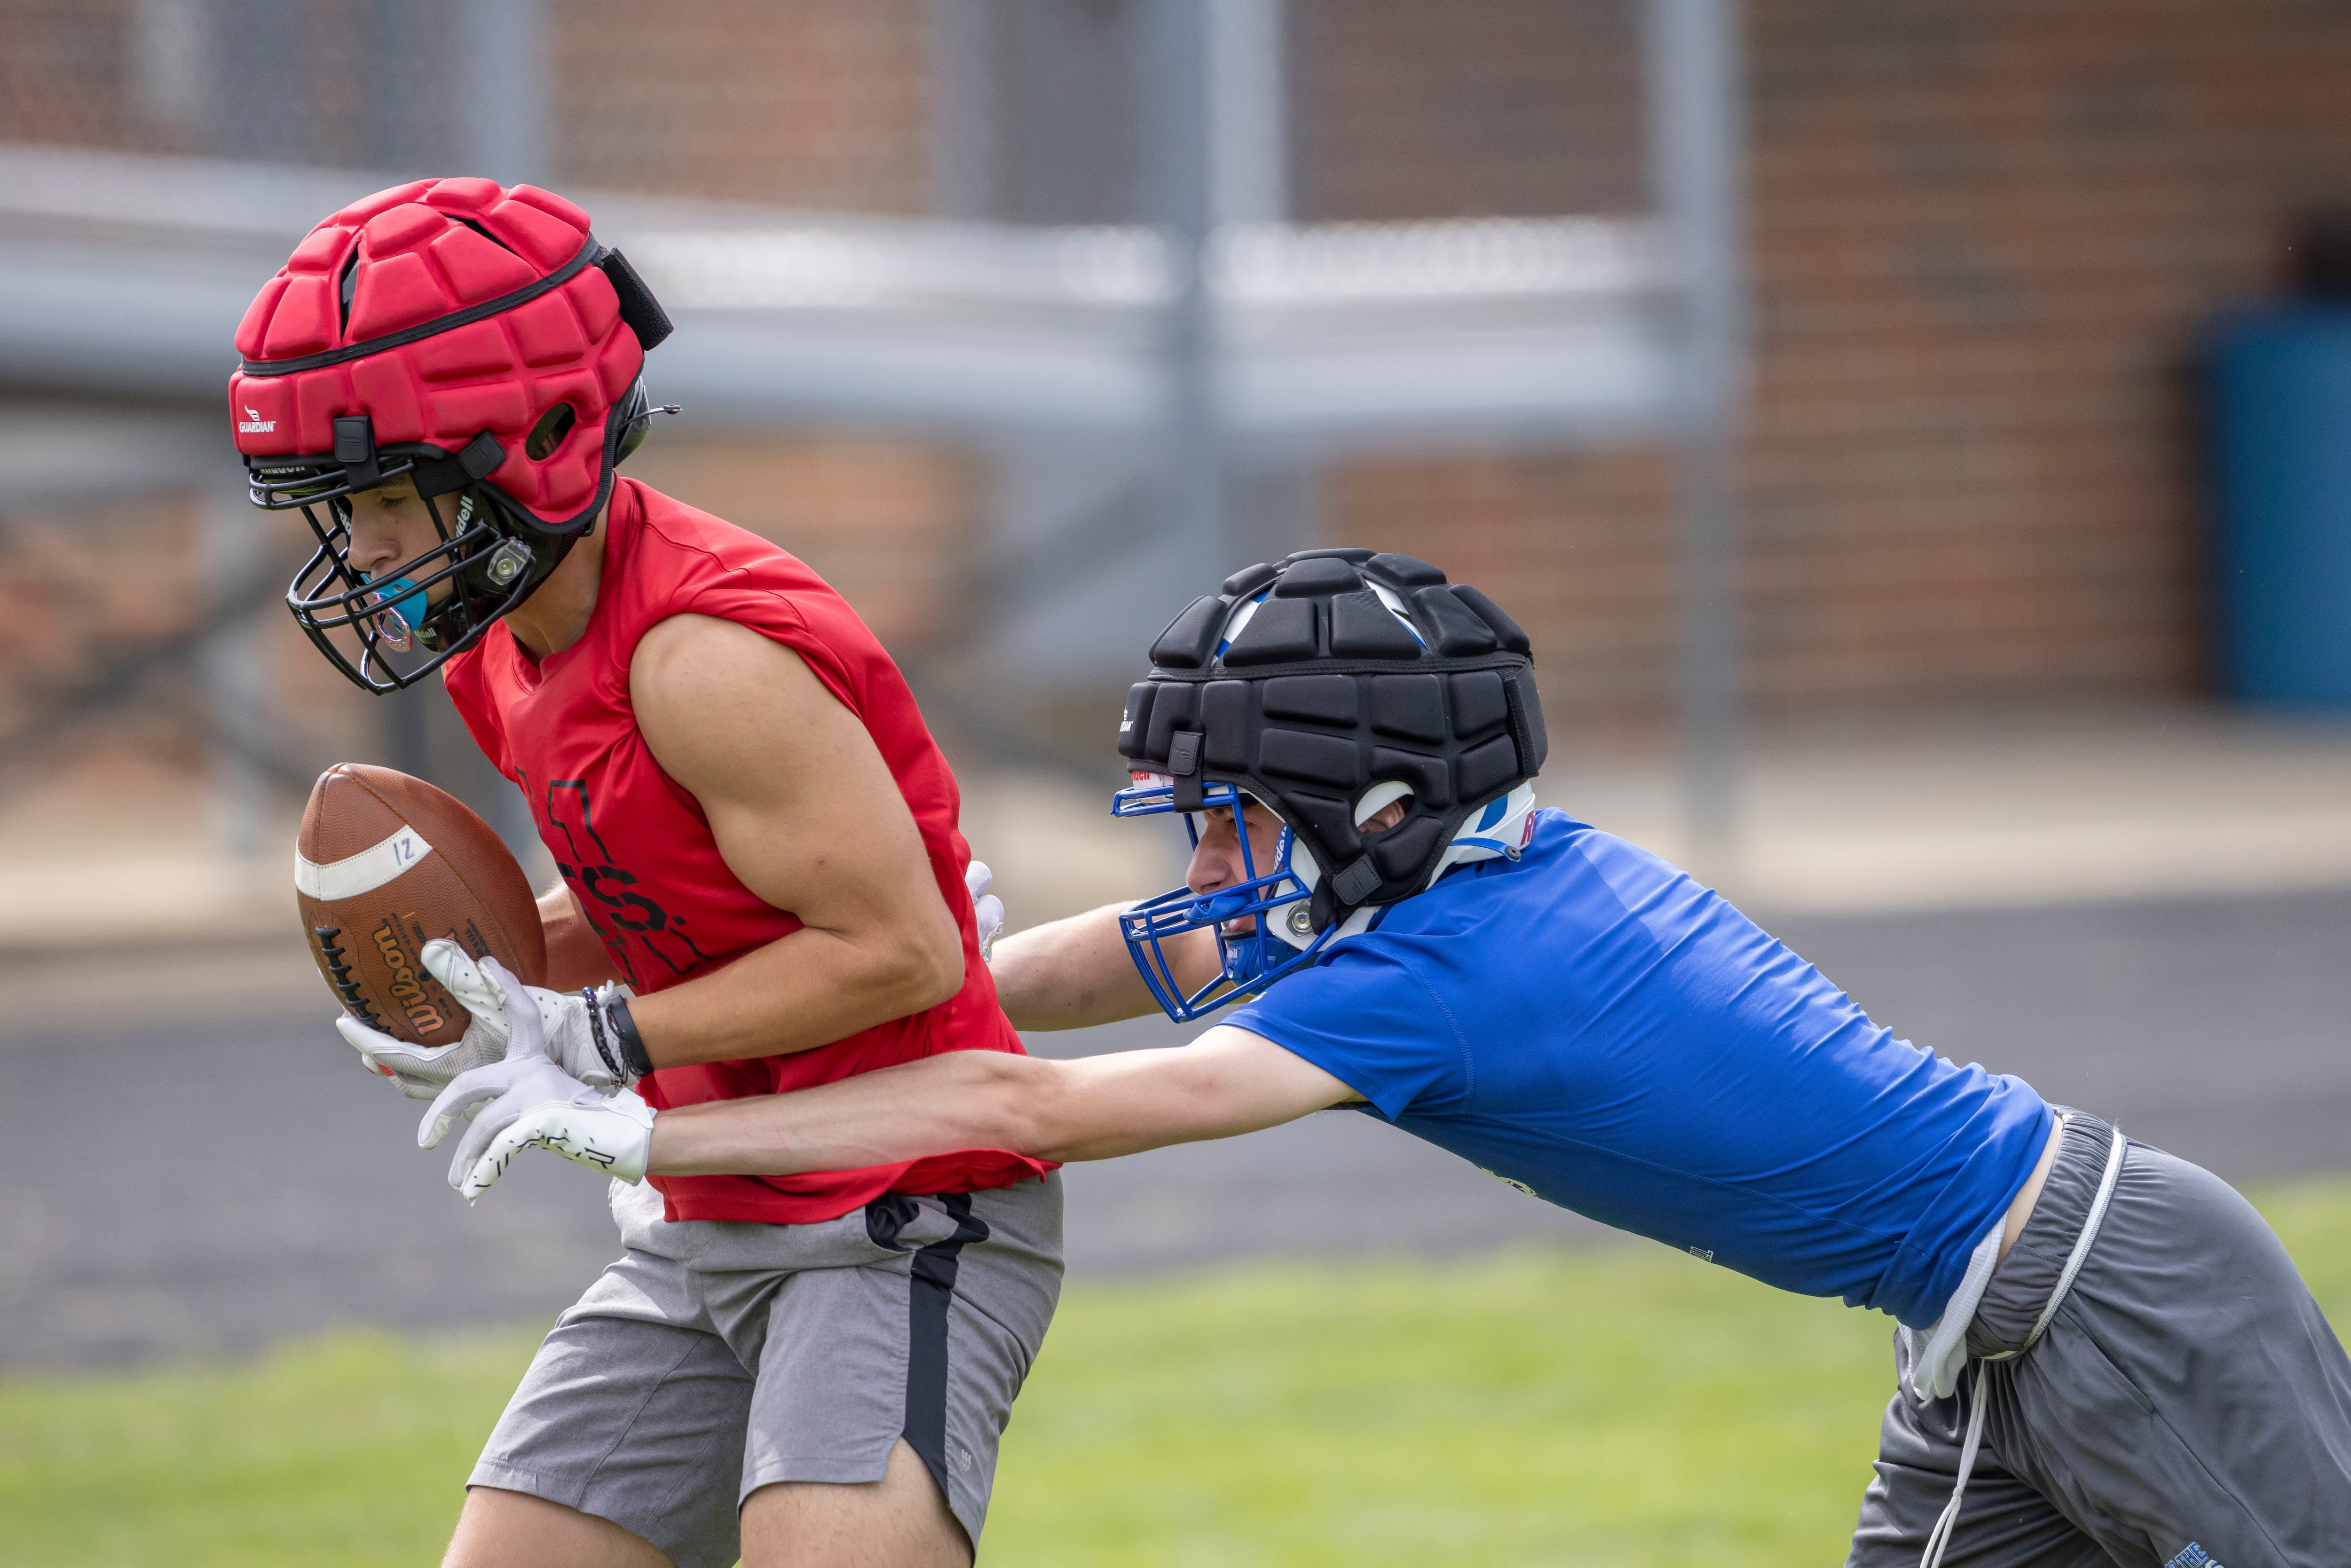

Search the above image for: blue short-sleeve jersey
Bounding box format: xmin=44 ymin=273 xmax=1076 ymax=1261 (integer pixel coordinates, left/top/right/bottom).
xmin=1227 ymin=811 xmax=2052 ymax=1327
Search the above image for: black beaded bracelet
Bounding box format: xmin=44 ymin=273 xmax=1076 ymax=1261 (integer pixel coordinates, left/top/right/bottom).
xmin=603 ymin=990 xmax=656 ymax=1081
xmin=582 ymin=987 xmax=625 ymax=1083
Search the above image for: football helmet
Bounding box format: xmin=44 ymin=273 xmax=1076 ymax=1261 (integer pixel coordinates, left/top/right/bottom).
xmin=1113 ymin=549 xmax=1547 ymax=1021
xmin=229 ymin=177 xmax=675 ymax=692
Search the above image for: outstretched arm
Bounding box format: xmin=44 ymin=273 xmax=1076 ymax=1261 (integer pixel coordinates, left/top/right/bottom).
xmin=647 ymin=1024 xmax=1366 ymax=1172
xmin=989 ymin=901 xmax=1219 ymax=1031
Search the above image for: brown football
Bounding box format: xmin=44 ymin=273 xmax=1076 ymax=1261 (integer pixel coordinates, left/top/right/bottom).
xmin=296 ymin=764 xmax=547 ymax=1047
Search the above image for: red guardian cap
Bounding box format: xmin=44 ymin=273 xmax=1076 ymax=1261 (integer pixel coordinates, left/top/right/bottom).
xmin=230 ymin=176 xmax=671 ymax=528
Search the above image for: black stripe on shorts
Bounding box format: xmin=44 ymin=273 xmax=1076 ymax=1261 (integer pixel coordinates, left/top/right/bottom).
xmin=903 ymin=1193 xmax=992 ymax=1512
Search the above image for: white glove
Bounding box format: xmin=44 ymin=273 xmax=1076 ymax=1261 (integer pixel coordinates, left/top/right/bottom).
xmin=336 ymin=940 xmax=616 ymax=1099
xmin=967 ymin=859 xmax=1004 ymax=964
xmin=420 ymin=961 xmax=655 ymax=1201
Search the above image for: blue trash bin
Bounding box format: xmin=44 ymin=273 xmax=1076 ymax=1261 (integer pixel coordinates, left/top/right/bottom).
xmin=2207 ymin=305 xmax=2351 ymax=707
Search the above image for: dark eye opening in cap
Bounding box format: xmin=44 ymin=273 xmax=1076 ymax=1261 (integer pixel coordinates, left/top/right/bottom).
xmin=525 ymin=402 xmax=577 ymax=461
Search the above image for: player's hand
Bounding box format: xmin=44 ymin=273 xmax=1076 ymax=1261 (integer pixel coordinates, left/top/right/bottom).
xmin=421 ymin=961 xmax=655 ymax=1199
xmin=336 ymin=941 xmax=615 ymax=1099
xmin=968 ymin=860 xmax=1004 ymax=963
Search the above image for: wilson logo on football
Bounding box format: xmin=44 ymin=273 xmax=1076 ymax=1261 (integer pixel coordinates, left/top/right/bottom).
xmin=370 ymin=916 xmax=447 ymax=1038
xmin=237 ymin=405 xmax=276 ymax=433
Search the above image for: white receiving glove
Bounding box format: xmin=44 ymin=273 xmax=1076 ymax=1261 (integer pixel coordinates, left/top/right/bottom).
xmin=421 ymin=960 xmax=656 ymax=1201
xmin=967 ymin=859 xmax=1004 ymax=964
xmin=336 ymin=940 xmax=617 ymax=1100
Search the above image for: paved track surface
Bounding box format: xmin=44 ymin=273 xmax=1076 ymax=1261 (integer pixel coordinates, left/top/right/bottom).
xmin=4 ymin=888 xmax=2347 ymax=1368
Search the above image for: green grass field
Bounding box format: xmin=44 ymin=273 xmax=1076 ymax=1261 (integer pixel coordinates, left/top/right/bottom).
xmin=6 ymin=1176 xmax=2349 ymax=1568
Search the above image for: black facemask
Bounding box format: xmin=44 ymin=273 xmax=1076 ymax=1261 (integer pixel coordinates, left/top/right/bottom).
xmin=252 ymin=380 xmax=664 ymax=694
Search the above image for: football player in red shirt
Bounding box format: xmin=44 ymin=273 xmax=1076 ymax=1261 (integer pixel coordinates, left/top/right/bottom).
xmin=232 ymin=179 xmax=1057 ymax=1568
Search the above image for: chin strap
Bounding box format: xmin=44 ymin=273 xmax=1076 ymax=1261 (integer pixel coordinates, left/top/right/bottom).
xmin=1425 ymin=781 xmax=1538 ymax=884
xmin=1277 ymin=782 xmax=1539 ymax=956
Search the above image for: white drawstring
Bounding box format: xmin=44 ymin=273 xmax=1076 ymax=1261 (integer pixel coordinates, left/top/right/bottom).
xmin=1919 ymin=1362 xmax=1991 ymax=1568
xmin=1918 ymin=1125 xmax=2130 ymax=1568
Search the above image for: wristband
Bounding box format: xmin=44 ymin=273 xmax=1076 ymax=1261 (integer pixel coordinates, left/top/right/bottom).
xmin=600 ymin=987 xmax=657 ymax=1081
xmin=582 ymin=987 xmax=626 ymax=1084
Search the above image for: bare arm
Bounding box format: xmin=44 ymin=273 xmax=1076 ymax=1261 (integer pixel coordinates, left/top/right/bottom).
xmin=989 ymin=901 xmax=1220 ymax=1031
xmin=620 ymin=614 xmax=966 ymax=1069
xmin=649 ymin=1024 xmax=1367 ymax=1172
xmin=536 ymin=884 xmax=620 ymax=992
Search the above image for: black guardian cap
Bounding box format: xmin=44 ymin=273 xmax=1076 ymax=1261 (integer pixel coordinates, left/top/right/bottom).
xmin=1117 ymin=548 xmax=1548 ymax=932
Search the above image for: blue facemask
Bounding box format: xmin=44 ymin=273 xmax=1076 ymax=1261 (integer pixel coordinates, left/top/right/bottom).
xmin=1110 ymin=777 xmax=1340 ymax=1023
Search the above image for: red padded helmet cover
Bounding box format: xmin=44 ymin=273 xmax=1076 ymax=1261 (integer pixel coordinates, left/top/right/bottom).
xmin=229 ymin=179 xmax=641 ymax=527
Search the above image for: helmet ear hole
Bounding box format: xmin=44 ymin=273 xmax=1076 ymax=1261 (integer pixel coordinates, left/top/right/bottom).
xmin=1354 ymin=780 xmax=1415 ymax=834
xmin=525 ymin=402 xmax=578 ymax=461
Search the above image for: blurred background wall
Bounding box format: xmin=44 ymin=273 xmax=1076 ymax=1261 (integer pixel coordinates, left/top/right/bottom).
xmin=1309 ymin=0 xmax=2351 ymax=726
xmin=2 ymin=0 xmax=2350 ymax=940
xmin=10 ymin=0 xmax=2351 ymax=1414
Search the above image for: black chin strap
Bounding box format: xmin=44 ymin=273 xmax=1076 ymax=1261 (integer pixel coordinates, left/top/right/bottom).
xmin=1169 ymin=732 xmax=1205 ymax=811
xmin=413 ymin=430 xmax=509 ymax=498
xmin=331 ymin=415 xmax=380 ymax=490
xmin=328 ymin=412 xmax=506 ymax=502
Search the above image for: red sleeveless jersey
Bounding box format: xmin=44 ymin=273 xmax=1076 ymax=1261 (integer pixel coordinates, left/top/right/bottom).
xmin=443 ymin=477 xmax=1052 ymax=1223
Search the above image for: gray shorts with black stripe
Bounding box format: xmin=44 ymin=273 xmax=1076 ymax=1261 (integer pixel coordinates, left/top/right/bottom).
xmin=1848 ymin=1115 xmax=2351 ymax=1567
xmin=469 ymin=1173 xmax=1063 ymax=1568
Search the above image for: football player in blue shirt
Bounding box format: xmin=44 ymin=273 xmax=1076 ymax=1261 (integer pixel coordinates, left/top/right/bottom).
xmin=443 ymin=550 xmax=2351 ymax=1568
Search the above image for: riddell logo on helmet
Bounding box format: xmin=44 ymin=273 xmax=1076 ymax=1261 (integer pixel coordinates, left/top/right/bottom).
xmin=237 ymin=406 xmax=275 ymax=434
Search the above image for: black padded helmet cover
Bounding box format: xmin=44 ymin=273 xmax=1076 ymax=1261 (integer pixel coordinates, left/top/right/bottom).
xmin=1119 ymin=548 xmax=1548 ymax=930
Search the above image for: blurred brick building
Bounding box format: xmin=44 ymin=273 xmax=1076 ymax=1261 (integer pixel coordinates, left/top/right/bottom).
xmin=5 ymin=0 xmax=2351 ymax=775
xmin=1300 ymin=0 xmax=2351 ymax=729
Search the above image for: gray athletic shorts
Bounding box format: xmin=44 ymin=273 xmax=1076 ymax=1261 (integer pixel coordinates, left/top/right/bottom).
xmin=470 ymin=1173 xmax=1063 ymax=1568
xmin=1849 ymin=1112 xmax=2351 ymax=1568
